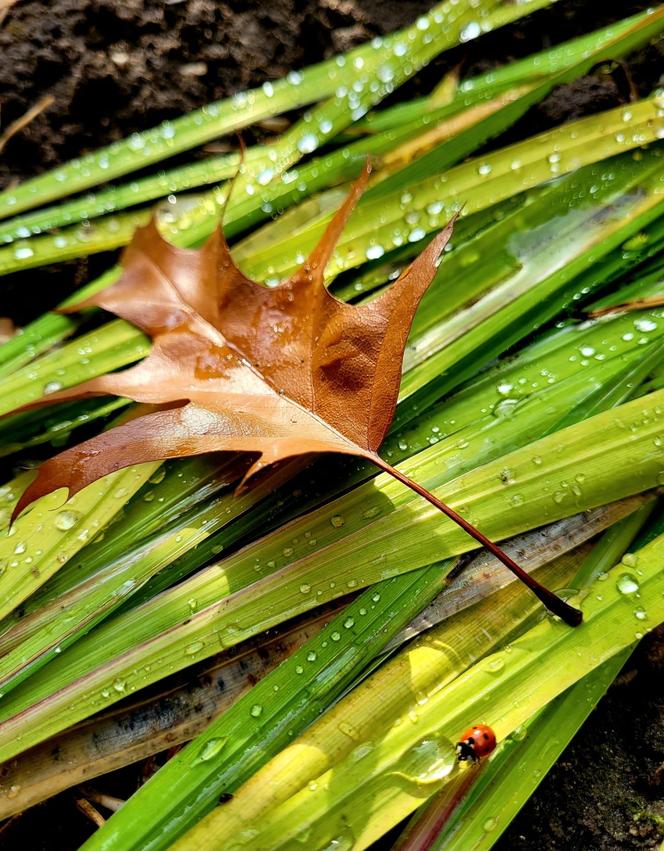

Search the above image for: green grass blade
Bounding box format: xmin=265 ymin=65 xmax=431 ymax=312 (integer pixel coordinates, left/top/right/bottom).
xmin=205 ymin=529 xmax=664 ymax=851
xmin=0 ymin=0 xmax=557 ymax=219
xmin=0 ymin=4 xmax=559 ymax=278
xmin=0 ymin=319 xmax=148 ymax=416
xmin=0 ymin=397 xmax=130 ymax=458
xmin=437 ymin=653 xmax=630 ymax=851
xmin=398 ymin=500 xmax=657 ymax=850
xmin=0 ymin=317 xmax=646 ymax=692
xmin=5 ymin=301 xmax=657 ymax=683
xmin=0 ymin=460 xmax=160 ymax=621
xmin=366 ymin=7 xmax=664 ymax=198
xmin=359 ymin=9 xmax=658 ymax=135
xmin=82 ymin=563 xmax=449 ymax=851
xmin=0 ymin=389 xmax=661 ymax=761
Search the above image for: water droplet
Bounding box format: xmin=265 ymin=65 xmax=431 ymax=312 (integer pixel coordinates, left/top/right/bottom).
xmin=297 ymin=133 xmax=318 ymax=154
xmin=616 ymin=573 xmax=640 ymax=596
xmin=185 ymin=641 xmax=204 ymax=656
xmin=250 ymin=704 xmax=263 ymax=718
xmin=481 ymin=656 xmax=505 ymax=674
xmin=112 ymin=678 xmax=127 ymax=693
xmin=55 ymin=509 xmax=82 ymax=531
xmin=395 ymin=733 xmax=457 ymax=790
xmin=330 ymin=515 xmax=345 ymax=528
xmin=366 ymin=244 xmax=385 ymax=260
xmin=306 ymin=650 xmax=317 ymax=662
xmin=460 ymin=21 xmax=481 ymax=42
xmin=493 ymin=398 xmax=519 ymax=419
xmin=43 ymin=381 xmax=63 ymax=394
xmin=256 ymin=168 xmax=274 ymax=186
xmin=343 ymin=617 xmax=355 ymax=629
xmin=634 ymin=318 xmax=657 ymax=333
xmin=320 ymin=827 xmax=355 ymax=851
xmin=198 ymin=737 xmax=227 ymax=762
xmin=483 ymin=817 xmax=498 ymax=833
xmin=149 ymin=468 xmax=166 ymax=484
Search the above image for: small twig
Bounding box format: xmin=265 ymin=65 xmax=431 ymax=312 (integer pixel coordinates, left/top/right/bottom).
xmin=80 ymin=787 xmax=125 ymax=813
xmin=588 ymin=295 xmax=664 ymax=318
xmin=0 ymin=812 xmax=24 ymax=839
xmin=74 ymin=797 xmax=106 ymax=828
xmin=0 ymin=94 xmax=55 ymax=154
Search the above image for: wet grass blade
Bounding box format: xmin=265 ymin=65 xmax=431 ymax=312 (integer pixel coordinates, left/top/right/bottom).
xmin=357 ymin=9 xmax=658 ymax=135
xmin=0 ymin=460 xmax=160 ymax=621
xmin=1 ymin=299 xmax=658 ymax=697
xmin=3 ymin=7 xmax=648 ymax=244
xmin=0 ymin=389 xmax=661 ymax=762
xmin=0 ymin=0 xmax=558 ymax=218
xmin=79 ymin=538 xmax=587 ymax=851
xmin=0 ymin=319 xmax=148 ymax=416
xmin=0 ymin=498 xmax=644 ymax=820
xmin=424 ymin=504 xmax=659 ymax=851
xmin=191 ymin=529 xmax=664 ymax=851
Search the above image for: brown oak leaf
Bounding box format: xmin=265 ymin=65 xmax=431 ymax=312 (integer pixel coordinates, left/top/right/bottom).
xmin=12 ymin=166 xmax=580 ymax=625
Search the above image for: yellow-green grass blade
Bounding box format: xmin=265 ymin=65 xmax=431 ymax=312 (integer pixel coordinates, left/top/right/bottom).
xmin=79 ymin=531 xmax=590 ymax=851
xmin=0 ymin=498 xmax=643 ymax=821
xmin=0 ymin=319 xmax=148 ymax=416
xmin=0 ymin=461 xmax=160 ymax=623
xmin=0 ymin=0 xmax=557 ymax=219
xmin=1 ymin=301 xmax=658 ymax=698
xmin=0 ymin=397 xmax=130 ymax=459
xmin=166 ymin=511 xmax=655 ymax=850
xmin=2 ymin=7 xmax=648 ymax=244
xmin=434 ymin=653 xmax=631 ymax=851
xmin=365 ymin=6 xmax=664 ymax=198
xmin=357 ymin=9 xmax=660 ymax=135
xmin=2 ymin=123 xmax=660 ymax=433
xmin=0 ymin=389 xmax=661 ymax=762
xmin=194 ymin=529 xmax=664 ymax=851
xmin=8 ymin=200 xmax=656 ymax=612
xmin=0 ymin=96 xmax=659 ymax=403
xmin=395 ymin=501 xmax=658 ymax=850
xmin=236 ymin=98 xmax=664 ymax=282
xmin=1 ymin=244 xmax=660 ymax=692
xmin=0 ymin=85 xmax=517 ymax=246
xmin=0 ymin=291 xmax=654 ymax=695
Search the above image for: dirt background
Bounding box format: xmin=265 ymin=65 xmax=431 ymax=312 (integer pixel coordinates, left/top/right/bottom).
xmin=0 ymin=0 xmax=663 ymax=848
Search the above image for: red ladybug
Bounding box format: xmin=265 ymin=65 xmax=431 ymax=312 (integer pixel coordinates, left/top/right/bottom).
xmin=456 ymin=724 xmax=496 ymax=762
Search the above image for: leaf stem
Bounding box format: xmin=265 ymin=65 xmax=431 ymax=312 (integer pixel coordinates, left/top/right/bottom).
xmin=374 ymin=457 xmax=583 ymax=627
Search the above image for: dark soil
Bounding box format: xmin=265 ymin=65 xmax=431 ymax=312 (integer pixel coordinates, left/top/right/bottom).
xmin=0 ymin=1 xmax=663 ymax=849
